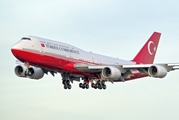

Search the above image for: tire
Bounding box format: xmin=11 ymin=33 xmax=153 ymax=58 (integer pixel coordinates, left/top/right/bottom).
xmin=64 ymin=85 xmax=67 ymax=89
xmin=102 ymin=85 xmax=107 ymax=90
xmin=68 ymin=85 xmax=72 ymax=89
xmin=86 ymin=84 xmax=89 ymax=89
xmin=98 ymin=85 xmax=102 ymax=89
xmin=62 ymin=80 xmax=66 ymax=85
xmin=96 ymin=83 xmax=98 ymax=88
xmin=79 ymin=83 xmax=83 ymax=88
xmin=82 ymin=86 xmax=85 ymax=89
xmin=102 ymin=80 xmax=105 ymax=85
xmin=82 ymin=83 xmax=86 ymax=89
xmin=91 ymin=83 xmax=95 ymax=88
xmin=66 ymin=80 xmax=70 ymax=85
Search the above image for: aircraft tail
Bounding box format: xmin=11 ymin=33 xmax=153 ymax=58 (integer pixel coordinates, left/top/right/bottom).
xmin=132 ymin=32 xmax=161 ymax=64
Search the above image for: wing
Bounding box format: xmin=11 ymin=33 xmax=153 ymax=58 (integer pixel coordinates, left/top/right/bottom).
xmin=74 ymin=63 xmax=179 ymax=82
xmin=122 ymin=63 xmax=179 ymax=71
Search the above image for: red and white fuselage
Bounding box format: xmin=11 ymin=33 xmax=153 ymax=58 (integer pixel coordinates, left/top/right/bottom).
xmin=11 ymin=36 xmax=134 ymax=77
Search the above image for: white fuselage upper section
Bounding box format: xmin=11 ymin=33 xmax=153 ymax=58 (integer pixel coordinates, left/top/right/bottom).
xmin=12 ymin=36 xmax=135 ymax=65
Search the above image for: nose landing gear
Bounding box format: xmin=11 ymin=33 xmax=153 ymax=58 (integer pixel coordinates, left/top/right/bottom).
xmin=61 ymin=73 xmax=72 ymax=90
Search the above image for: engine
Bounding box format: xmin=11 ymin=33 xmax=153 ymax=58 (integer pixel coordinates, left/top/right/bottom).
xmin=27 ymin=66 xmax=44 ymax=79
xmin=14 ymin=65 xmax=27 ymax=77
xmin=148 ymin=65 xmax=167 ymax=78
xmin=14 ymin=65 xmax=44 ymax=80
xmin=102 ymin=66 xmax=121 ymax=80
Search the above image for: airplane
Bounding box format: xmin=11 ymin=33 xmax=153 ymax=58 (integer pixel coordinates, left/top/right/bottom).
xmin=11 ymin=32 xmax=179 ymax=90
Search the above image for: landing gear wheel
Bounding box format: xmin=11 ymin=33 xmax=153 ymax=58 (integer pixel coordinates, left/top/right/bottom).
xmin=91 ymin=83 xmax=95 ymax=88
xmin=86 ymin=84 xmax=89 ymax=89
xmin=64 ymin=85 xmax=67 ymax=89
xmin=79 ymin=83 xmax=83 ymax=88
xmin=67 ymin=80 xmax=70 ymax=84
xmin=82 ymin=84 xmax=85 ymax=89
xmin=102 ymin=80 xmax=105 ymax=85
xmin=67 ymin=84 xmax=72 ymax=89
xmin=98 ymin=85 xmax=102 ymax=89
xmin=102 ymin=85 xmax=107 ymax=89
xmin=62 ymin=80 xmax=65 ymax=85
xmin=96 ymin=83 xmax=99 ymax=88
xmin=94 ymin=84 xmax=98 ymax=89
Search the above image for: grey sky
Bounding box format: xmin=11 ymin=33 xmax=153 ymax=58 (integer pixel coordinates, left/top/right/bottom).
xmin=1 ymin=0 xmax=179 ymax=120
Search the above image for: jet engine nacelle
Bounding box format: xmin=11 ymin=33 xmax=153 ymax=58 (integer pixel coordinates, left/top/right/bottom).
xmin=14 ymin=65 xmax=44 ymax=80
xmin=148 ymin=65 xmax=167 ymax=78
xmin=27 ymin=66 xmax=44 ymax=79
xmin=102 ymin=66 xmax=121 ymax=80
xmin=14 ymin=65 xmax=27 ymax=77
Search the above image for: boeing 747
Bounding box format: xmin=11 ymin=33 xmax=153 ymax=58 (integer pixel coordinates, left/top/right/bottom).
xmin=11 ymin=32 xmax=179 ymax=90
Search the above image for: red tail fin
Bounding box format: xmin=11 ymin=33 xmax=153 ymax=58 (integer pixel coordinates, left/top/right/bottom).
xmin=132 ymin=32 xmax=161 ymax=64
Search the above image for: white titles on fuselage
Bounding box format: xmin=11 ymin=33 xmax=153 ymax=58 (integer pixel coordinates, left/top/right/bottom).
xmin=45 ymin=44 xmax=80 ymax=54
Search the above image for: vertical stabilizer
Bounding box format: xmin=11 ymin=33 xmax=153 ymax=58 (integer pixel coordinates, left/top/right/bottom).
xmin=132 ymin=32 xmax=161 ymax=64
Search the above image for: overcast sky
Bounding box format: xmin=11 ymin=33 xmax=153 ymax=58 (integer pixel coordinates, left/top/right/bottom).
xmin=1 ymin=0 xmax=179 ymax=120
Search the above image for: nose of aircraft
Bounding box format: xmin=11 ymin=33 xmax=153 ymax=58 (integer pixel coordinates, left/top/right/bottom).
xmin=11 ymin=44 xmax=17 ymax=53
xmin=11 ymin=43 xmax=20 ymax=57
xmin=11 ymin=44 xmax=17 ymax=50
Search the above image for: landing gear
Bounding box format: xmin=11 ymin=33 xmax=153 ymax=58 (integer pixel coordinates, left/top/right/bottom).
xmin=61 ymin=73 xmax=108 ymax=90
xmin=91 ymin=80 xmax=106 ymax=90
xmin=79 ymin=79 xmax=107 ymax=90
xmin=61 ymin=73 xmax=72 ymax=90
xmin=79 ymin=81 xmax=89 ymax=89
xmin=62 ymin=80 xmax=72 ymax=89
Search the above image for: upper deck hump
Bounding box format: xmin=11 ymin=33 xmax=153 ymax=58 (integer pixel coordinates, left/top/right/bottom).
xmin=26 ymin=35 xmax=85 ymax=52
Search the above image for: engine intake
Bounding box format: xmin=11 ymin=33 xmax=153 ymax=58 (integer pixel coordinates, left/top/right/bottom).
xmin=14 ymin=65 xmax=27 ymax=77
xmin=102 ymin=66 xmax=121 ymax=80
xmin=148 ymin=65 xmax=167 ymax=78
xmin=27 ymin=66 xmax=44 ymax=79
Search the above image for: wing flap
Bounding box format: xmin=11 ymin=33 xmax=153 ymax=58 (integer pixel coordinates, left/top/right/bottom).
xmin=167 ymin=63 xmax=179 ymax=70
xmin=74 ymin=64 xmax=104 ymax=73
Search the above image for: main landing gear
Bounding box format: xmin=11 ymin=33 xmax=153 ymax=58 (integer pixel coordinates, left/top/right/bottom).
xmin=91 ymin=80 xmax=106 ymax=90
xmin=61 ymin=73 xmax=107 ymax=90
xmin=78 ymin=80 xmax=106 ymax=90
xmin=62 ymin=80 xmax=72 ymax=89
xmin=79 ymin=80 xmax=90 ymax=89
xmin=79 ymin=83 xmax=89 ymax=89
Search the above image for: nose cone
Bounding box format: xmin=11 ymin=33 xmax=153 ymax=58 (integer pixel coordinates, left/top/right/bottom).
xmin=11 ymin=43 xmax=21 ymax=58
xmin=11 ymin=44 xmax=17 ymax=54
xmin=11 ymin=43 xmax=25 ymax=63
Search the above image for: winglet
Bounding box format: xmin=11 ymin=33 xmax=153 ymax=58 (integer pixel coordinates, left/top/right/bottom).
xmin=132 ymin=32 xmax=161 ymax=64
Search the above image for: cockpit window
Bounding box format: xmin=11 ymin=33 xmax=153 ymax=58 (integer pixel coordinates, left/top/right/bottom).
xmin=21 ymin=37 xmax=31 ymax=40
